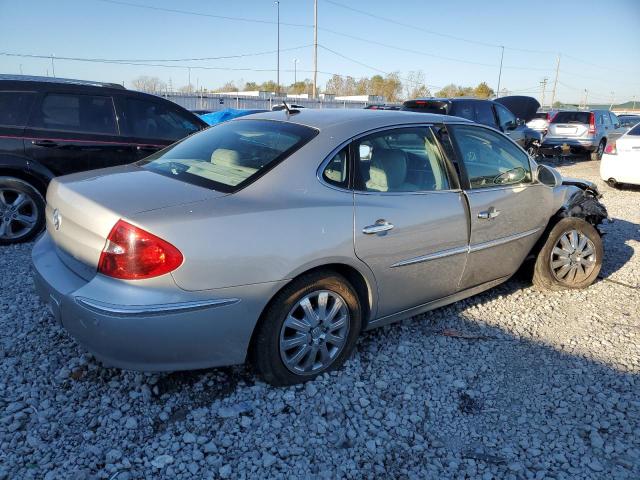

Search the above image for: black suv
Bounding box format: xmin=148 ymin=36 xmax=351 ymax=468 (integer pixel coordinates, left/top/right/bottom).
xmin=401 ymin=96 xmax=543 ymax=157
xmin=0 ymin=75 xmax=207 ymax=244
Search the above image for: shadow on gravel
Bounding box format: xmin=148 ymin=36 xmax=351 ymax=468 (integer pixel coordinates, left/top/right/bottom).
xmin=599 ymin=218 xmax=639 ymax=282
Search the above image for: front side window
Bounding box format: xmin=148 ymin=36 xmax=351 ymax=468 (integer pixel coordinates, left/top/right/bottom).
xmin=495 ymin=104 xmax=517 ymax=131
xmin=450 ymin=101 xmax=475 ymax=122
xmin=0 ymin=92 xmax=36 ymax=127
xmin=32 ymin=93 xmax=117 ymax=134
xmin=609 ymin=112 xmax=620 ymax=127
xmin=475 ymin=102 xmax=497 ymax=127
xmin=353 ymin=127 xmax=449 ymax=193
xmin=140 ymin=119 xmax=317 ymax=192
xmin=451 ymin=125 xmax=531 ymax=189
xmin=123 ymin=98 xmax=201 ymax=140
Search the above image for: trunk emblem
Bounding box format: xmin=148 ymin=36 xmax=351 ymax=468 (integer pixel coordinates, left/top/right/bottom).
xmin=52 ymin=209 xmax=62 ymax=230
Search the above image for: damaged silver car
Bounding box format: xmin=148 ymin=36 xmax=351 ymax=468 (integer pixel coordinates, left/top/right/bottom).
xmin=32 ymin=109 xmax=607 ymax=385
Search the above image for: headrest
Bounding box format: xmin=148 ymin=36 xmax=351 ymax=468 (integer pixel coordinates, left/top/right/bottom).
xmin=211 ymin=148 xmax=241 ymax=167
xmin=367 ymin=149 xmax=407 ymax=191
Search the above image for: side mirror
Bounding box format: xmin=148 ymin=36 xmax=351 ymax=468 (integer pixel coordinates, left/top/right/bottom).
xmin=535 ymin=164 xmax=562 ymax=187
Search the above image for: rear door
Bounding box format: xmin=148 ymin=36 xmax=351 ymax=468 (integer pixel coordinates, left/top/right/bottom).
xmin=351 ymin=126 xmax=468 ymax=318
xmin=449 ymin=124 xmax=552 ymax=289
xmin=116 ymin=96 xmax=202 ymax=161
xmin=608 ymin=112 xmax=625 ymax=141
xmin=23 ymin=91 xmax=128 ymax=175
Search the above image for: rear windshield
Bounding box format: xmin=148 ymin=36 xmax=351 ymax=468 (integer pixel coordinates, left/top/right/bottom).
xmin=402 ymin=100 xmax=449 ymax=114
xmin=139 ymin=119 xmax=318 ymax=193
xmin=532 ymin=112 xmax=548 ymax=119
xmin=552 ymin=112 xmax=590 ymax=124
xmin=628 ymin=124 xmax=640 ymax=136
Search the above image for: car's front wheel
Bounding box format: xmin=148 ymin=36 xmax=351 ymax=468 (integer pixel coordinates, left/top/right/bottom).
xmin=533 ymin=217 xmax=603 ymax=291
xmin=252 ymin=270 xmax=362 ymax=386
xmin=0 ymin=177 xmax=45 ymax=245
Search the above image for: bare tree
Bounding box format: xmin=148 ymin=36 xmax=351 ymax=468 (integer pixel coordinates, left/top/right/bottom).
xmin=404 ymin=71 xmax=431 ymax=100
xmin=130 ymin=75 xmax=166 ymax=93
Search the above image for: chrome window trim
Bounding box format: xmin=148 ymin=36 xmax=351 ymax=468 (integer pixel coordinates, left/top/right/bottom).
xmin=75 ymin=297 xmax=240 ymax=316
xmin=390 ymin=227 xmax=541 ymax=268
xmin=316 ymin=122 xmax=468 ymax=195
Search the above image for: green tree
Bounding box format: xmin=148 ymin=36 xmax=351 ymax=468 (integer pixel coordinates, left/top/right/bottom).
xmin=474 ymin=82 xmax=494 ymax=99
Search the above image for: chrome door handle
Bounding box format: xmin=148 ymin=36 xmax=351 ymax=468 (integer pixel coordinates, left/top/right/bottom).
xmin=362 ymin=220 xmax=394 ymax=234
xmin=478 ymin=207 xmax=500 ymax=220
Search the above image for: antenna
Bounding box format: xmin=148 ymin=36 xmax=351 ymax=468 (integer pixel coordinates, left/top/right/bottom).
xmin=281 ymin=100 xmax=292 ymax=114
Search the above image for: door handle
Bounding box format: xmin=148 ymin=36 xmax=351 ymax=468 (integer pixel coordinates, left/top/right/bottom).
xmin=136 ymin=145 xmax=158 ymax=152
xmin=478 ymin=207 xmax=500 ymax=220
xmin=32 ymin=139 xmax=58 ymax=147
xmin=362 ymin=220 xmax=394 ymax=234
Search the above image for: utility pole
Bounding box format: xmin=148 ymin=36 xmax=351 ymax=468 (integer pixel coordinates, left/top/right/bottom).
xmin=583 ymin=89 xmax=589 ymax=110
xmin=50 ymin=54 xmax=56 ymax=78
xmin=187 ymin=67 xmax=191 ymax=92
xmin=275 ymin=1 xmax=280 ymax=95
xmin=496 ymin=46 xmax=504 ymax=98
xmin=609 ymin=91 xmax=615 ymax=111
xmin=293 ymin=59 xmax=298 ymax=85
xmin=540 ymin=77 xmax=548 ymax=109
xmin=312 ymin=0 xmax=318 ymax=98
xmin=550 ymin=54 xmax=561 ymax=108
xmin=633 ymin=95 xmax=637 ymax=112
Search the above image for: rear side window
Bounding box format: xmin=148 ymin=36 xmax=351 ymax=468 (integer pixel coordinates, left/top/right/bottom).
xmin=323 ymin=147 xmax=349 ymax=188
xmin=495 ymin=103 xmax=517 ymax=130
xmin=450 ymin=101 xmax=474 ymax=121
xmin=123 ymin=98 xmax=201 ymax=140
xmin=552 ymin=112 xmax=590 ymax=124
xmin=140 ymin=119 xmax=317 ymax=193
xmin=0 ymin=92 xmax=36 ymax=127
xmin=31 ymin=93 xmax=117 ymax=134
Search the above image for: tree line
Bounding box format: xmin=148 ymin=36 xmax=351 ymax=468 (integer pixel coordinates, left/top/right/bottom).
xmin=130 ymin=73 xmax=496 ymax=102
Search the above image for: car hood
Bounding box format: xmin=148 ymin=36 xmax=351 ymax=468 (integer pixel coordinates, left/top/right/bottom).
xmin=494 ymin=96 xmax=541 ymax=122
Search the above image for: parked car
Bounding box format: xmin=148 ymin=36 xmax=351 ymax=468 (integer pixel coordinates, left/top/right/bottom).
xmin=364 ymin=104 xmax=401 ymax=111
xmin=190 ymin=109 xmax=214 ymax=115
xmin=527 ymin=111 xmax=557 ymax=134
xmin=617 ymin=114 xmax=640 ymax=131
xmin=600 ymin=122 xmax=640 ymax=187
xmin=32 ymin=109 xmax=607 ymax=385
xmin=401 ymin=96 xmax=543 ymax=157
xmin=0 ymin=75 xmax=207 ymax=245
xmin=199 ymin=108 xmax=268 ymax=126
xmin=541 ymin=110 xmax=625 ymax=160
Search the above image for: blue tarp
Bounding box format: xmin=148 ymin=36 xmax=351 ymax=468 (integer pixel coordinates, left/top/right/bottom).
xmin=199 ymin=108 xmax=266 ymax=126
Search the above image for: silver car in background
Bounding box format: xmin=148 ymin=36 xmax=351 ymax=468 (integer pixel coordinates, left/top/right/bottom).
xmin=541 ymin=110 xmax=625 ymax=160
xmin=32 ymin=109 xmax=608 ymax=385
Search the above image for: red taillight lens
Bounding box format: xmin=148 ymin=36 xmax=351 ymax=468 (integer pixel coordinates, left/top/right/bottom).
xmin=604 ymin=142 xmax=617 ymax=155
xmin=98 ymin=220 xmax=183 ymax=280
xmin=588 ymin=112 xmax=596 ymax=134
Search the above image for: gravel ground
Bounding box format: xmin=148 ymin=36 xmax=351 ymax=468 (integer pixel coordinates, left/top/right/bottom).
xmin=1 ymin=158 xmax=638 ymax=479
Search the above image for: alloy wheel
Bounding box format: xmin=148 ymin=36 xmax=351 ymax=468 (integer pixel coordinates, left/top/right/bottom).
xmin=279 ymin=290 xmax=350 ymax=375
xmin=0 ymin=188 xmax=38 ymax=241
xmin=549 ymin=229 xmax=597 ymax=284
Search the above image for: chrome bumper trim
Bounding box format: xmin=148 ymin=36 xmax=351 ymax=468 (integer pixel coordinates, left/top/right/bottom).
xmin=75 ymin=297 xmax=240 ymax=316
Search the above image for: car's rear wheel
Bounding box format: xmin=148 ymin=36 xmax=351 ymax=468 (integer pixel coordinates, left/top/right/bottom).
xmin=252 ymin=270 xmax=362 ymax=386
xmin=591 ymin=140 xmax=606 ymax=161
xmin=0 ymin=177 xmax=45 ymax=245
xmin=532 ymin=218 xmax=603 ymax=291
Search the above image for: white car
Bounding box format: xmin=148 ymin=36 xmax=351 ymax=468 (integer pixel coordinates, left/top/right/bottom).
xmin=600 ymin=123 xmax=640 ymax=187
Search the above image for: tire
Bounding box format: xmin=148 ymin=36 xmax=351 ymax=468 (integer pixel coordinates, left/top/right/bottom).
xmin=606 ymin=178 xmax=619 ymax=189
xmin=251 ymin=270 xmax=362 ymax=386
xmin=526 ymin=143 xmax=539 ymax=159
xmin=532 ymin=217 xmax=603 ymax=291
xmin=590 ymin=140 xmax=605 ymax=161
xmin=0 ymin=176 xmax=45 ymax=245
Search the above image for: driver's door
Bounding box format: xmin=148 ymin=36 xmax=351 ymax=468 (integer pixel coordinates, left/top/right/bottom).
xmin=449 ymin=124 xmax=552 ymax=289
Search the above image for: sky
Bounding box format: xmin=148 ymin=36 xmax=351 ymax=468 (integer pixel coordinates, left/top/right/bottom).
xmin=1 ymin=0 xmax=639 ymax=105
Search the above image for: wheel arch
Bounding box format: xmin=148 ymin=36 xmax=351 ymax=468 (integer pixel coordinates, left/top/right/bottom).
xmin=0 ymin=160 xmax=52 ymax=197
xmin=246 ymin=261 xmax=377 ymax=361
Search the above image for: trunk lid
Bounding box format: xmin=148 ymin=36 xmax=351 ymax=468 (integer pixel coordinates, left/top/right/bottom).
xmin=548 ymin=122 xmax=589 ymax=138
xmin=46 ymin=164 xmax=225 ymax=280
xmin=616 ymin=135 xmax=640 ymax=156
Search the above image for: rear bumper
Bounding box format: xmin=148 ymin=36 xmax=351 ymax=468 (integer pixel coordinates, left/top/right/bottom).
xmin=32 ymin=233 xmax=285 ymax=371
xmin=541 ymin=137 xmax=597 ymax=154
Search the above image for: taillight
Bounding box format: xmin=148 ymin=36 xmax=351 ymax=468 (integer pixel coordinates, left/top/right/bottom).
xmin=588 ymin=112 xmax=596 ymax=134
xmin=98 ymin=220 xmax=183 ymax=280
xmin=604 ymin=142 xmax=617 ymax=155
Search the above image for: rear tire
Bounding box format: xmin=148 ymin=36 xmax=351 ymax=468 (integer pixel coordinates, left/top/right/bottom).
xmin=590 ymin=140 xmax=605 ymax=161
xmin=0 ymin=177 xmax=45 ymax=245
xmin=251 ymin=270 xmax=362 ymax=386
xmin=532 ymin=218 xmax=603 ymax=291
xmin=606 ymin=178 xmax=619 ymax=189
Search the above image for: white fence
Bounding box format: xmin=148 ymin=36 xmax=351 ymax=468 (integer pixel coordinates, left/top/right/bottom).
xmin=157 ymin=92 xmax=385 ymax=111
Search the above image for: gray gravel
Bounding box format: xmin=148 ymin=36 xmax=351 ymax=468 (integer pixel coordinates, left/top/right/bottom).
xmin=1 ymin=158 xmax=639 ymax=479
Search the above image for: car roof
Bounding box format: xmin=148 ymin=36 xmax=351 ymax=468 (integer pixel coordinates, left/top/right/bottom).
xmin=238 ymin=108 xmax=470 ymax=130
xmin=0 ymin=74 xmax=126 ymax=90
xmin=406 ymin=97 xmax=490 ymax=103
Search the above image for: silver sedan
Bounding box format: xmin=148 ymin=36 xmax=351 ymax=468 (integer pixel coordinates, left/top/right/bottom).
xmin=32 ymin=109 xmax=608 ymax=385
